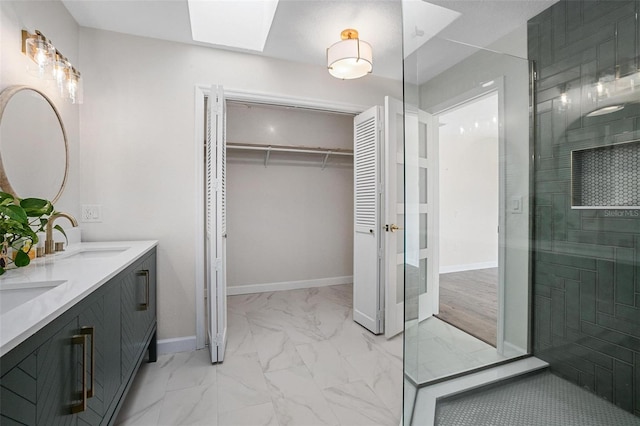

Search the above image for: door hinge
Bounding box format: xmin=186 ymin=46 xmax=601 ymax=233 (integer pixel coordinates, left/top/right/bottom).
xmin=377 ymin=310 xmax=385 ymax=331
xmin=215 ymin=258 xmax=222 ymax=271
xmin=214 ymin=333 xmax=224 ymax=346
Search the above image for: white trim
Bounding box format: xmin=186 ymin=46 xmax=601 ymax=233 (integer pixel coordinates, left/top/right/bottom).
xmin=439 ymin=261 xmax=499 ymax=274
xmin=194 ymin=86 xmax=206 ymax=350
xmin=196 ymin=85 xmax=368 ymax=114
xmin=496 ymin=77 xmax=508 ymax=357
xmin=227 ymin=276 xmax=353 ymax=296
xmin=411 ymin=357 xmax=548 ymax=426
xmin=502 ymin=340 xmax=527 ymax=358
xmin=194 ymin=84 xmax=367 ymax=349
xmin=430 ymin=77 xmax=509 ymax=355
xmin=157 ymin=336 xmax=197 ymax=355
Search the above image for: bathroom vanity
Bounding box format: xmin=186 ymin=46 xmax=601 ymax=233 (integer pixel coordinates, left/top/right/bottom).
xmin=0 ymin=241 xmax=157 ymax=425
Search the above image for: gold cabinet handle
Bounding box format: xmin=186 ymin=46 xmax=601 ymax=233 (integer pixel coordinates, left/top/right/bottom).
xmin=81 ymin=326 xmax=95 ymax=398
xmin=137 ymin=270 xmax=150 ymax=310
xmin=71 ymin=334 xmax=87 ymax=414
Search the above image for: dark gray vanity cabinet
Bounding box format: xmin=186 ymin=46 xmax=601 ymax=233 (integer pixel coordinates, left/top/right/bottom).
xmin=120 ymin=252 xmax=157 ymax=383
xmin=0 ymin=247 xmax=157 ymax=425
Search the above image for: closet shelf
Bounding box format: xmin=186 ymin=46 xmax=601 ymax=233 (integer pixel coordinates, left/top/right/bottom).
xmin=227 ymin=142 xmax=353 ymax=169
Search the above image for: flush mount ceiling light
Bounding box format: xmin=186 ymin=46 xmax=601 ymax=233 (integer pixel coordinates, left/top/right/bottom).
xmin=586 ymin=104 xmax=625 ymax=117
xmin=327 ymin=29 xmax=373 ymax=80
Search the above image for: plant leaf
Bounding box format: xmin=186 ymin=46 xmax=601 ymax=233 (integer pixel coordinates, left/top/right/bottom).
xmin=21 ymin=198 xmax=53 ymax=217
xmin=14 ymin=249 xmax=30 ymax=267
xmin=54 ymin=224 xmax=68 ymax=244
xmin=0 ymin=266 xmax=4 ymax=275
xmin=0 ymin=192 xmax=15 ymax=202
xmin=0 ymin=205 xmax=28 ymax=223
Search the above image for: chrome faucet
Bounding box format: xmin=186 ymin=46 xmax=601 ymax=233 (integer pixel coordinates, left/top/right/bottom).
xmin=45 ymin=212 xmax=78 ymax=255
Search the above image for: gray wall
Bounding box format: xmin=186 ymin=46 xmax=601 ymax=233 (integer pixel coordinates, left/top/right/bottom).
xmin=529 ymin=0 xmax=640 ymax=416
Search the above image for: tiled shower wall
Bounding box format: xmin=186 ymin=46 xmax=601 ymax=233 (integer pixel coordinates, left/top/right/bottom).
xmin=528 ymin=0 xmax=640 ymax=416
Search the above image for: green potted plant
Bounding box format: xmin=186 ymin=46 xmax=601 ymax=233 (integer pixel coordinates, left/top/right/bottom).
xmin=0 ymin=192 xmax=65 ymax=275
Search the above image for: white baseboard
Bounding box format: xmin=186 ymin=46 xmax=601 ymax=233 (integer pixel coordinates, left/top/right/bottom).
xmin=227 ymin=275 xmax=353 ymax=296
xmin=440 ymin=261 xmax=498 ymax=274
xmin=157 ymin=336 xmax=197 ymax=355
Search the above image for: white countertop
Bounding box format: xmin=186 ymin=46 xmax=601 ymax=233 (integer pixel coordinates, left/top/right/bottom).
xmin=0 ymin=240 xmax=158 ymax=357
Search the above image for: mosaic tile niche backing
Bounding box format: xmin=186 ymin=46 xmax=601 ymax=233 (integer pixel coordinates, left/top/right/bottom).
xmin=572 ymin=140 xmax=640 ymax=208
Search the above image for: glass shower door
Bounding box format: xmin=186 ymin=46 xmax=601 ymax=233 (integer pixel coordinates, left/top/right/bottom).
xmin=401 ymin=0 xmax=534 ymax=421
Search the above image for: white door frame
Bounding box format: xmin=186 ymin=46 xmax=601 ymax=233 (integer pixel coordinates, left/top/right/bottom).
xmin=428 ymin=76 xmax=507 ymax=353
xmin=193 ymin=85 xmax=367 ymax=349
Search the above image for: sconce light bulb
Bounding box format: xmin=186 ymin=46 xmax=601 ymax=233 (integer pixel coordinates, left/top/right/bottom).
xmin=67 ymin=78 xmax=77 ymax=103
xmin=560 ymin=93 xmax=568 ymax=105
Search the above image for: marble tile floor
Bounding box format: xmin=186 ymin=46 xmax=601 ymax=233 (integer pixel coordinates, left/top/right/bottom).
xmin=405 ymin=317 xmax=526 ymax=384
xmin=115 ymin=284 xmax=404 ymax=426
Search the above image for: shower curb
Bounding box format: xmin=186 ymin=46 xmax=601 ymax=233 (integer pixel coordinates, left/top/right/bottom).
xmin=411 ymin=357 xmax=549 ymax=426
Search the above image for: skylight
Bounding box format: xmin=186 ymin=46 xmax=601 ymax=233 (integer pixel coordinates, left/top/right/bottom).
xmin=187 ymin=0 xmax=279 ymax=52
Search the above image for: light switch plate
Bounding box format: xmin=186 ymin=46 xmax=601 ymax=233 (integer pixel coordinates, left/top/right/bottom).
xmin=510 ymin=196 xmax=523 ymax=214
xmin=81 ymin=204 xmax=102 ymax=222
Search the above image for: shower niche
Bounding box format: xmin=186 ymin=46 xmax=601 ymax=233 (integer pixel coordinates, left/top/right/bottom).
xmin=571 ymin=139 xmax=640 ymax=209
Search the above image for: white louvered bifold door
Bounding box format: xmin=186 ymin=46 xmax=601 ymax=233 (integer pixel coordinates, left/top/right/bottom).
xmin=205 ymin=88 xmax=217 ymax=363
xmin=353 ymin=106 xmax=383 ymax=334
xmin=205 ymin=85 xmax=227 ymax=364
xmin=214 ymin=85 xmax=228 ymax=362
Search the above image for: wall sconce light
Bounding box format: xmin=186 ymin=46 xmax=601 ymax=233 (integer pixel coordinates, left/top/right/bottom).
xmin=327 ymin=29 xmax=373 ymax=80
xmin=21 ymin=29 xmax=82 ymax=104
xmin=21 ymin=30 xmax=54 ymax=78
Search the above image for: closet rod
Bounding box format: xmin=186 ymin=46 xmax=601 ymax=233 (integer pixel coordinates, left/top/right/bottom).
xmin=227 ymin=142 xmax=353 ymax=156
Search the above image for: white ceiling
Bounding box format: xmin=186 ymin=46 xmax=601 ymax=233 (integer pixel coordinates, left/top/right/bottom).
xmin=61 ymin=0 xmax=558 ymax=83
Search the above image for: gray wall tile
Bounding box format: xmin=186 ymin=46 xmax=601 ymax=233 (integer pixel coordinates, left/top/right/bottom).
xmin=530 ymin=0 xmax=639 ymax=417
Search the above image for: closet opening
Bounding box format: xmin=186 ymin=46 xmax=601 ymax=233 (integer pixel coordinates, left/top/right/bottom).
xmin=197 ymin=86 xmax=391 ymax=363
xmin=224 ymin=100 xmax=356 ymax=298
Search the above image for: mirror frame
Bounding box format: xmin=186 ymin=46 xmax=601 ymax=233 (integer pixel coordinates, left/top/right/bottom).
xmin=0 ymin=85 xmax=69 ymax=204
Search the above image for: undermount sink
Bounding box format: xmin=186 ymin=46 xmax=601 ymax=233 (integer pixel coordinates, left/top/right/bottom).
xmin=0 ymin=280 xmax=67 ymax=313
xmin=62 ymin=247 xmax=129 ymax=260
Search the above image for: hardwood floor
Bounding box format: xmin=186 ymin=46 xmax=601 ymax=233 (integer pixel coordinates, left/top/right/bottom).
xmin=436 ymin=268 xmax=498 ymax=347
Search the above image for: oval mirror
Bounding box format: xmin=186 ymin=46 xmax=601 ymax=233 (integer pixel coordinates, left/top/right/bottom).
xmin=0 ymin=86 xmax=68 ymax=203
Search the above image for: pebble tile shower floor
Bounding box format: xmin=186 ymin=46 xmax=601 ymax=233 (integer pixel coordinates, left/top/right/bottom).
xmin=435 ymin=371 xmax=640 ymax=426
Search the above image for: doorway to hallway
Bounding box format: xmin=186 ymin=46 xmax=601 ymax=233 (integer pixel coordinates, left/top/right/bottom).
xmin=435 ymin=93 xmax=500 ymax=347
